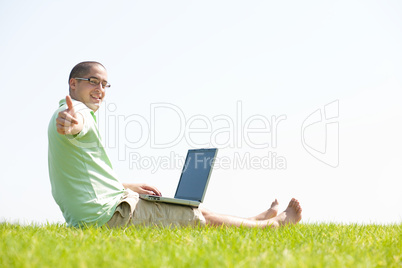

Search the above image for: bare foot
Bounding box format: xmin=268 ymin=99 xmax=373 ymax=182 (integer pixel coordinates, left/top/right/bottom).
xmin=266 ymin=198 xmax=302 ymax=228
xmin=249 ymin=199 xmax=279 ymax=221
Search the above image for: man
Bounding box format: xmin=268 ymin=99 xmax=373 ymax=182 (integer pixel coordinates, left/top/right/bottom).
xmin=48 ymin=61 xmax=302 ymax=228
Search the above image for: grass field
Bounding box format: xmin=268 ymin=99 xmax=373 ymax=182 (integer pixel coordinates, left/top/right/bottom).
xmin=1 ymin=222 xmax=401 ymax=267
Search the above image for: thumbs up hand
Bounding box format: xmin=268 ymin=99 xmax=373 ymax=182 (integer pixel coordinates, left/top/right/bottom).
xmin=56 ymin=96 xmax=83 ymax=135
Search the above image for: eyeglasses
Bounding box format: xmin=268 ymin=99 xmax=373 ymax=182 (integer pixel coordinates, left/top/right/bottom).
xmin=75 ymin=77 xmax=111 ymax=89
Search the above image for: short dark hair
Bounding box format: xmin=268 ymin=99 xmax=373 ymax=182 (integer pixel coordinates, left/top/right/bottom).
xmin=68 ymin=61 xmax=106 ymax=83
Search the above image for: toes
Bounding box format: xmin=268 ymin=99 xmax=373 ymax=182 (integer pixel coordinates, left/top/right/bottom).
xmin=288 ymin=198 xmax=302 ymax=212
xmin=270 ymin=199 xmax=279 ymax=208
xmin=289 ymin=198 xmax=296 ymax=207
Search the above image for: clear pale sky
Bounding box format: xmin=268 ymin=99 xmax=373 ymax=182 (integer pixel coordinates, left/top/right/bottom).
xmin=1 ymin=0 xmax=401 ymax=224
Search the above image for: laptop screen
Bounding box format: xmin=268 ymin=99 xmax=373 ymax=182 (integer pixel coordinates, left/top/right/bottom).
xmin=174 ymin=149 xmax=217 ymax=202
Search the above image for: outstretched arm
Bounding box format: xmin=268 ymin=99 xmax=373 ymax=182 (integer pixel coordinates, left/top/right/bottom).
xmin=123 ymin=183 xmax=162 ymax=196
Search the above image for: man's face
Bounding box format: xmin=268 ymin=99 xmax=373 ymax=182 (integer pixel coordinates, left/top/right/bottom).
xmin=69 ymin=64 xmax=108 ymax=112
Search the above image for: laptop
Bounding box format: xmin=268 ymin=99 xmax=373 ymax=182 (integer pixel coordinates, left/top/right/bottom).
xmin=139 ymin=148 xmax=218 ymax=207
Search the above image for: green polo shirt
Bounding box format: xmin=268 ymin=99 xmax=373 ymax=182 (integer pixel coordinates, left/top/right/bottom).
xmin=48 ymin=98 xmax=124 ymax=227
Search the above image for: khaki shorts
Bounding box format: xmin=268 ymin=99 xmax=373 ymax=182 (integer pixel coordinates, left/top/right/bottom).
xmin=105 ymin=189 xmax=206 ymax=228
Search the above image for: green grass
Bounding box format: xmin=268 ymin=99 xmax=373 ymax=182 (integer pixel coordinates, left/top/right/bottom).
xmin=1 ymin=223 xmax=401 ymax=268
